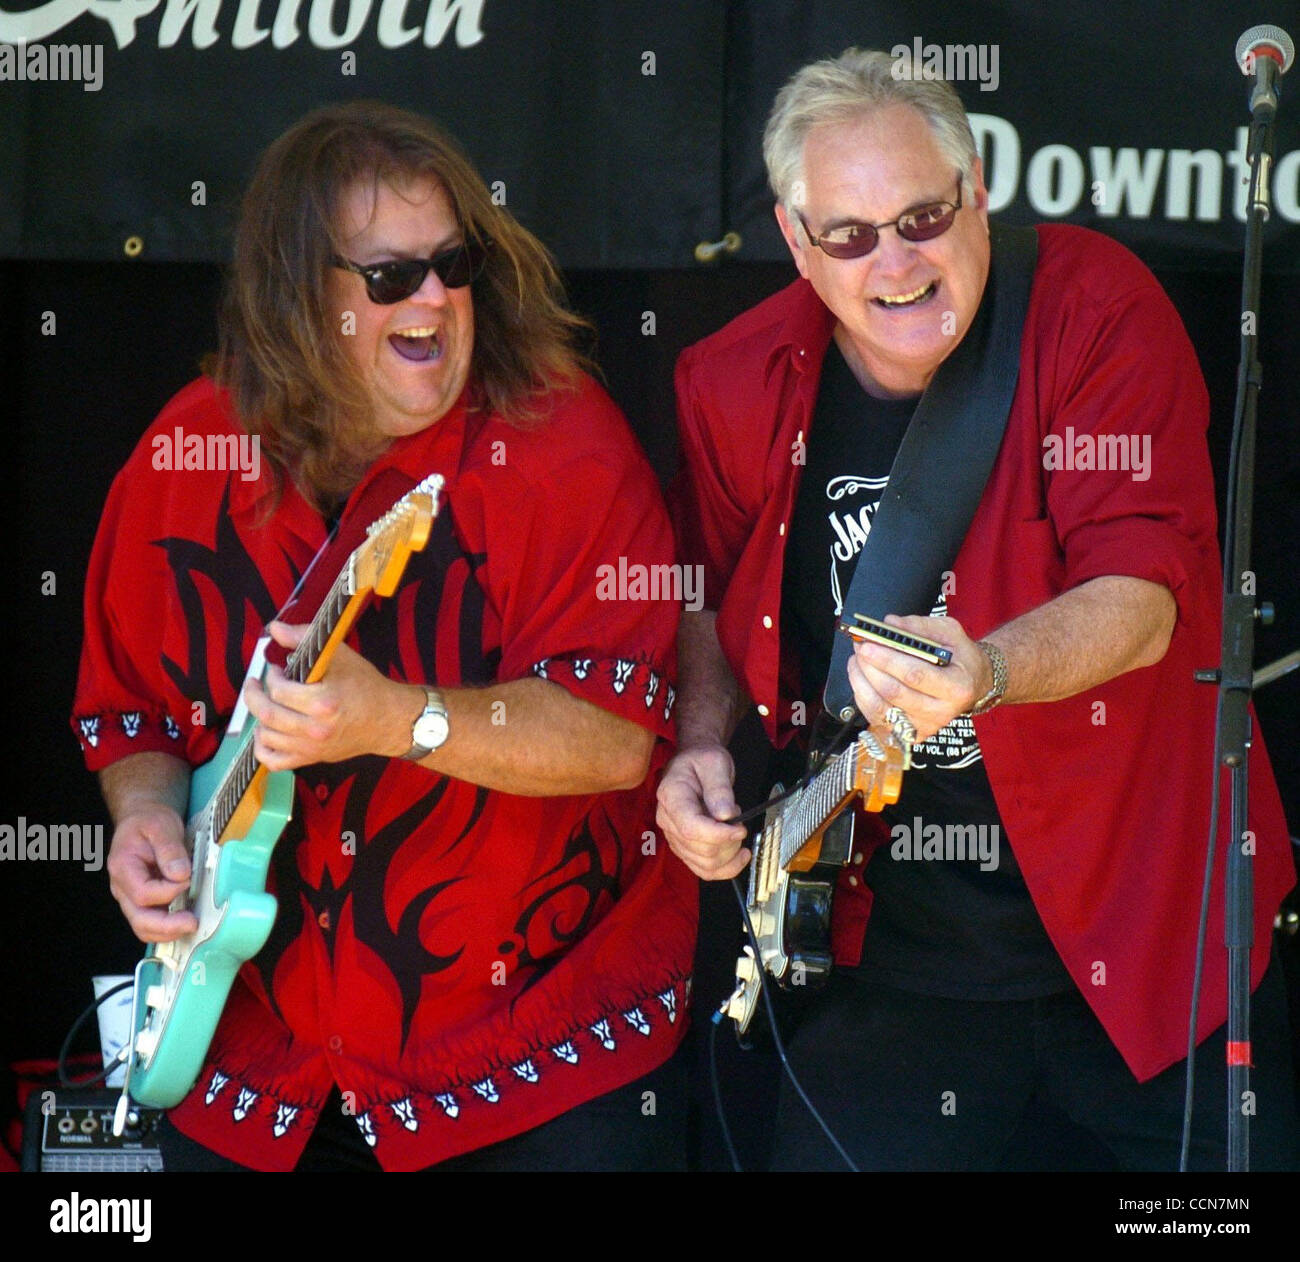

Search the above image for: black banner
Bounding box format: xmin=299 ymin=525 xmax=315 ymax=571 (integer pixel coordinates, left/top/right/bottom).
xmin=0 ymin=0 xmax=725 ymax=267
xmin=726 ymin=1 xmax=1300 ymax=272
xmin=0 ymin=0 xmax=1297 ymax=269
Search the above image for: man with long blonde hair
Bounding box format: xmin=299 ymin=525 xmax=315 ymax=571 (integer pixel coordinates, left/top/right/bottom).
xmin=74 ymin=101 xmax=695 ymax=1171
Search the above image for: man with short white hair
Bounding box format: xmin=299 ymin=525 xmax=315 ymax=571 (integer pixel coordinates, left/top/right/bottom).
xmin=660 ymin=47 xmax=1297 ymax=1171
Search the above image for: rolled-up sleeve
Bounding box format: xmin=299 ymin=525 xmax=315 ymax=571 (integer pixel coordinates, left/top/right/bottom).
xmin=1044 ymin=280 xmax=1217 ymax=627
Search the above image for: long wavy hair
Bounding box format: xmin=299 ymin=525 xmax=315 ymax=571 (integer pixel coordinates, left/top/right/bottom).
xmin=214 ymin=100 xmax=592 ymax=511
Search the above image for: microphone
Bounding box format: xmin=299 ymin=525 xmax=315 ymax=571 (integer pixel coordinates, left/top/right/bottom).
xmin=1235 ymin=24 xmax=1294 ymax=118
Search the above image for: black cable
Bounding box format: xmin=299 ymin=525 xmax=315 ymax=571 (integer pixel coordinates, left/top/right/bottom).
xmin=707 ymin=1012 xmax=744 ymax=1171
xmin=57 ymin=979 xmax=133 ymax=1089
xmin=709 ymin=711 xmax=862 ymax=1169
xmin=726 ymin=875 xmax=859 ymax=1172
xmin=722 ymin=710 xmax=859 ymax=827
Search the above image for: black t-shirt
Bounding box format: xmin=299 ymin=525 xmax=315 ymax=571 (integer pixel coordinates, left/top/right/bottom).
xmin=779 ymin=340 xmax=1072 ymax=999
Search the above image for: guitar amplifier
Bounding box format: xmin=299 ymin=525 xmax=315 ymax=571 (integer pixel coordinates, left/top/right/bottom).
xmin=21 ymin=1088 xmax=163 ymax=1172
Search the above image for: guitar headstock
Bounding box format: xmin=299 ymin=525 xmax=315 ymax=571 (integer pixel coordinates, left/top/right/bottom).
xmin=851 ymin=723 xmax=907 ymax=812
xmin=352 ymin=474 xmax=444 ymax=597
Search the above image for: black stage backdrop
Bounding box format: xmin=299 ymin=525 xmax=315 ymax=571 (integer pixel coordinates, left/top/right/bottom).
xmin=0 ymin=1 xmax=1296 ymax=268
xmin=726 ymin=1 xmax=1300 ymax=271
xmin=2 ymin=0 xmax=1298 ymax=1175
xmin=0 ymin=1 xmax=726 ymax=267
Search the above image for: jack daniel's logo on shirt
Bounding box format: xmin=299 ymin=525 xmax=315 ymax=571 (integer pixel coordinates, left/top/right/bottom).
xmin=825 ymin=474 xmax=889 ymax=613
xmin=813 ymin=467 xmax=979 ymax=772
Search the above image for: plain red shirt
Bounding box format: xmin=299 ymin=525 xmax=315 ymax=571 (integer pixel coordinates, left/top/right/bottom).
xmin=672 ymin=223 xmax=1294 ymax=1082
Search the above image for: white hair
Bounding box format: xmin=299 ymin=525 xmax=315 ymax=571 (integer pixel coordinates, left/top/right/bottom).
xmin=763 ymin=47 xmax=978 ymax=219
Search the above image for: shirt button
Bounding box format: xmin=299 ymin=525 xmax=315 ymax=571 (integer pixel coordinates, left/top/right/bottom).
xmin=314 ymin=784 xmax=329 ymax=802
xmin=779 ymin=522 xmax=786 ymax=536
xmin=762 ymin=616 xmax=773 ymax=630
xmin=317 ymin=911 xmax=330 ymax=930
xmin=327 ymin=1035 xmax=343 ymax=1054
xmin=757 ymin=704 xmax=770 ymax=717
xmin=848 ymin=875 xmax=859 ymax=887
xmin=853 ymin=852 xmax=864 ymax=866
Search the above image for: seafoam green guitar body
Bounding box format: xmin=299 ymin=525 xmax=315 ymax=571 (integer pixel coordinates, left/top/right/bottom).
xmin=127 ymin=728 xmax=294 ymax=1108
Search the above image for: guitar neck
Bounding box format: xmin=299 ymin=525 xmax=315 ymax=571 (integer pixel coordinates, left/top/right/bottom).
xmin=184 ymin=471 xmax=440 ymax=849
xmin=208 ymin=558 xmax=371 ymax=845
xmin=776 ymin=732 xmax=887 ymax=869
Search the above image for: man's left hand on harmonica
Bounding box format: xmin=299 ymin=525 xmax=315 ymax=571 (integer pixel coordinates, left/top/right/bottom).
xmin=846 ymin=614 xmax=991 ymax=740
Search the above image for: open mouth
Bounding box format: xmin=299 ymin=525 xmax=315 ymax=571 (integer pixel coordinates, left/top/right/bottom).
xmin=388 ymin=327 xmax=441 ymax=362
xmin=873 ymin=280 xmax=938 ymax=310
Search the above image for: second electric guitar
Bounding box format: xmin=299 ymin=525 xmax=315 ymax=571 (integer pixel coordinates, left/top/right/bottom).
xmin=723 ymin=712 xmax=912 ymax=1034
xmin=724 ymin=612 xmax=957 ymax=1032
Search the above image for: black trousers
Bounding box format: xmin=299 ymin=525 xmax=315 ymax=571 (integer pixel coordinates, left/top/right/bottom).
xmin=157 ymin=1048 xmax=688 ymax=1172
xmin=769 ymin=948 xmax=1298 ymax=1172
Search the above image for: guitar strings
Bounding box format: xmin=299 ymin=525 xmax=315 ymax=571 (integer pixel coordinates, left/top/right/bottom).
xmin=722 ymin=709 xmax=860 ymax=827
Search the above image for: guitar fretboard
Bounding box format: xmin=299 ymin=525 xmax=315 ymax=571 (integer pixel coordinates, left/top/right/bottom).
xmin=749 ymin=730 xmax=888 ymax=908
xmin=206 ymin=563 xmax=355 ymax=843
xmin=776 ymin=732 xmax=884 ymax=868
xmin=188 ymin=471 xmax=440 ymax=856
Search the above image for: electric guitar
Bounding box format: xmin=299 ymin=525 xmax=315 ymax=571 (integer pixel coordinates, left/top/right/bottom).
xmin=119 ymin=475 xmax=444 ymax=1115
xmin=723 ymin=711 xmax=912 ymax=1035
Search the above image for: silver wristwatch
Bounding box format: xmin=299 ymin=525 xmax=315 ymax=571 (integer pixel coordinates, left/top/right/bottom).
xmin=403 ymin=686 xmax=450 ymax=760
xmin=970 ymin=641 xmax=1008 ymax=715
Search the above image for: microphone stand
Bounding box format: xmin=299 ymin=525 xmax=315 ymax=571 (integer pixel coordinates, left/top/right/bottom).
xmin=1195 ymin=41 xmax=1287 ymax=1173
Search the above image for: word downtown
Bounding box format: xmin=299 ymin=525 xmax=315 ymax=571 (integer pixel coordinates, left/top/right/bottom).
xmin=0 ymin=819 xmax=104 ymax=871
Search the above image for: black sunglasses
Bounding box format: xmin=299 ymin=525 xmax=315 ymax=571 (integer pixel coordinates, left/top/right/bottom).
xmin=331 ymin=237 xmax=490 ymax=304
xmin=799 ymin=178 xmax=963 ymax=259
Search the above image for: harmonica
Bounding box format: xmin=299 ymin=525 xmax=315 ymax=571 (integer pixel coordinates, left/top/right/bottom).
xmin=836 ymin=613 xmax=953 ymax=667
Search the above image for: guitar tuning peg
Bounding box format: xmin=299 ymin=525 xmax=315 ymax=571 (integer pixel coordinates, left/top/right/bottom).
xmin=885 ymin=707 xmax=916 ymax=770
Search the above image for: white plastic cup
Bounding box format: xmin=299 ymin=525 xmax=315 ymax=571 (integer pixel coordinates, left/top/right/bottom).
xmin=92 ymin=974 xmax=133 ymax=1088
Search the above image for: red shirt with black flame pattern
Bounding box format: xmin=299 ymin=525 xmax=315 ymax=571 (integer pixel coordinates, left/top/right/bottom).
xmin=73 ymin=372 xmax=696 ymax=1171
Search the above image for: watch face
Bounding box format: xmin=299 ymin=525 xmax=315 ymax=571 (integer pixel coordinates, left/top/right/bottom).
xmin=413 ymin=710 xmax=450 ymax=750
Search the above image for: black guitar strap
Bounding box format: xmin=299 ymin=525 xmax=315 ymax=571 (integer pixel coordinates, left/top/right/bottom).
xmin=822 ymin=220 xmax=1039 ymax=720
